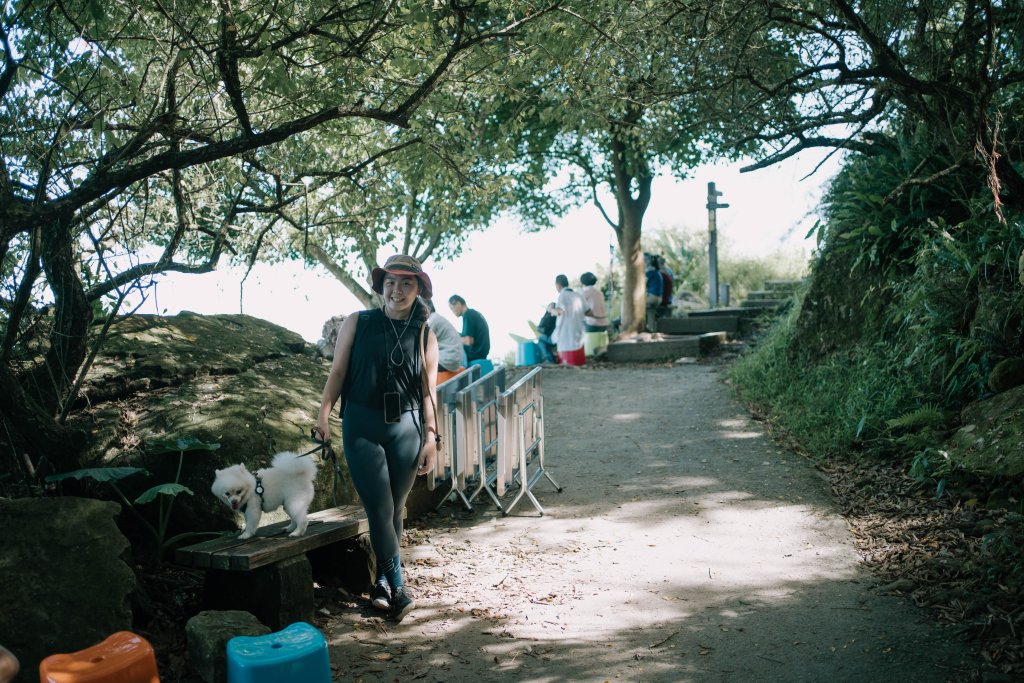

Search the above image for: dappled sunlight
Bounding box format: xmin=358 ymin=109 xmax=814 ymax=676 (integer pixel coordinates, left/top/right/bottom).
xmin=717 ymin=429 xmax=762 ymax=440
xmin=323 ymin=368 xmax=966 ymax=682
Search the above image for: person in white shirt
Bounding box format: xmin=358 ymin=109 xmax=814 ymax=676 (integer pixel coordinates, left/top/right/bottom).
xmin=552 ymin=274 xmax=586 ymax=361
xmin=427 ymin=300 xmax=465 ymax=373
xmin=579 ymin=271 xmax=609 ymax=332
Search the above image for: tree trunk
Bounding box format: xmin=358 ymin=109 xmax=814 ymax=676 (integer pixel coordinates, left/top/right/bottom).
xmin=2 ymin=213 xmax=93 ymax=476
xmin=618 ymin=211 xmax=646 ymax=334
xmin=609 ymin=133 xmax=653 ymax=334
xmin=0 ymin=369 xmax=86 ymax=476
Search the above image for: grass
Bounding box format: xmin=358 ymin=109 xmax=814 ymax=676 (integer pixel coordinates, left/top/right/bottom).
xmin=726 ymin=297 xmax=935 ymax=461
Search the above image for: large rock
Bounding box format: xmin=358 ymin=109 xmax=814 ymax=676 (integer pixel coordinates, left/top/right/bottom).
xmin=315 ymin=314 xmax=347 ymax=359
xmin=0 ymin=497 xmax=135 ymax=682
xmin=186 ymin=610 xmax=270 ymax=683
xmin=946 ymin=384 xmax=1024 ymax=478
xmin=988 ymin=357 xmax=1024 ymax=394
xmin=68 ymin=313 xmax=357 ymax=533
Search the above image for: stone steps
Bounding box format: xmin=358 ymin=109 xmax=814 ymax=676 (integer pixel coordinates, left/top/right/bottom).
xmin=741 ymin=298 xmax=790 ymax=309
xmin=604 ymin=279 xmax=803 ymax=363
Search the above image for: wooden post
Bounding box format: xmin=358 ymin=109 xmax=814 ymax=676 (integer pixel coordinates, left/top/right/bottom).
xmin=706 ymin=182 xmax=729 ymax=308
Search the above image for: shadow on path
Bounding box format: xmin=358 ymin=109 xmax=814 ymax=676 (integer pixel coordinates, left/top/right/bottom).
xmin=323 ymin=365 xmax=973 ymax=682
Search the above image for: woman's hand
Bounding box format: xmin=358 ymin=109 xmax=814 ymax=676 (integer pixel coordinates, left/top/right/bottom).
xmin=417 ymin=440 xmax=437 ymax=476
xmin=312 ymin=421 xmax=331 ymax=444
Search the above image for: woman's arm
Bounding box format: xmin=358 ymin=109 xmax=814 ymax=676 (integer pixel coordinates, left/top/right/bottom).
xmin=417 ymin=329 xmax=440 ymax=475
xmin=313 ymin=314 xmax=359 ymax=442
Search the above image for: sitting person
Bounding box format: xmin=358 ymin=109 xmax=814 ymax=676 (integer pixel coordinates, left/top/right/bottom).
xmin=448 ymin=295 xmax=490 ymax=363
xmin=427 ymin=300 xmax=465 ymax=382
xmin=536 ymin=303 xmax=558 ymax=364
xmin=644 ymin=254 xmax=664 ymax=332
xmin=580 ymin=271 xmax=610 ymax=356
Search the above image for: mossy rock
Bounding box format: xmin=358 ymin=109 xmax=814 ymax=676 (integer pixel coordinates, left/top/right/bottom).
xmin=946 ymin=384 xmax=1024 ymax=478
xmin=988 ymin=357 xmax=1024 ymax=394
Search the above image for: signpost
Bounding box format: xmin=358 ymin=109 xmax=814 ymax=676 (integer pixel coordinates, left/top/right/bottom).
xmin=706 ymin=182 xmax=729 ymax=307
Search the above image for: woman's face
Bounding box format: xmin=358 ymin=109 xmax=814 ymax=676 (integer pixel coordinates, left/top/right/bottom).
xmin=382 ymin=274 xmax=420 ymax=317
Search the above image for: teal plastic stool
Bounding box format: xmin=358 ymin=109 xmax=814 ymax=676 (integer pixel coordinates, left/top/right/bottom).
xmin=226 ymin=622 xmax=329 ymax=683
xmin=469 ymin=358 xmax=495 ymax=375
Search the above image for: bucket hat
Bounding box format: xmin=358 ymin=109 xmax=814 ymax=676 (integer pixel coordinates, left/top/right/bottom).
xmin=371 ymin=254 xmax=433 ymax=300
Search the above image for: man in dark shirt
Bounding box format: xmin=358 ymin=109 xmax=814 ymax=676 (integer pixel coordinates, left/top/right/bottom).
xmin=448 ymin=294 xmax=490 ymax=362
xmin=536 ymin=303 xmax=557 ymax=363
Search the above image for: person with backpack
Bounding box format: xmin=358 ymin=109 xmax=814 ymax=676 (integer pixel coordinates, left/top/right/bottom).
xmin=644 ymin=254 xmax=664 ymax=332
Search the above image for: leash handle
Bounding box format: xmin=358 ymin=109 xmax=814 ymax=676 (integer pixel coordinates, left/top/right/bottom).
xmin=296 ymin=431 xmax=329 ymax=458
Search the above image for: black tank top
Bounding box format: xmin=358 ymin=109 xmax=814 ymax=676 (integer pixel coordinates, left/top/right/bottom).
xmin=343 ymin=308 xmax=424 ymax=413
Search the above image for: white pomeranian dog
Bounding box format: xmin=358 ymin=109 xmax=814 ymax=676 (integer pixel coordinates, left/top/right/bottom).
xmin=211 ymin=451 xmax=317 ymax=539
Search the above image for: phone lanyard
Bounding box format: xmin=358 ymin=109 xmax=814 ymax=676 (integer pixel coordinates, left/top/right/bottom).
xmin=384 ymin=312 xmax=411 ymax=392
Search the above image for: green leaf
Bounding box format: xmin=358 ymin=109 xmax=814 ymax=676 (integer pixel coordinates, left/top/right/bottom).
xmin=134 ymin=483 xmax=194 ymax=504
xmin=144 ymin=436 xmax=221 ymax=454
xmin=854 ymin=415 xmax=867 ymax=439
xmin=46 ymin=467 xmax=150 ymax=484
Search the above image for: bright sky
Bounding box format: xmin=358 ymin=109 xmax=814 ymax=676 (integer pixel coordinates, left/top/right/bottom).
xmin=145 ymin=151 xmax=841 ymax=360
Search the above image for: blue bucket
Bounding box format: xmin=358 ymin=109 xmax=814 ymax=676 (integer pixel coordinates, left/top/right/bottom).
xmin=516 ymin=341 xmax=540 ymax=366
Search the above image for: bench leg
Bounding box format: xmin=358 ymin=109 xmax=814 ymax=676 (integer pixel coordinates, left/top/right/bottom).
xmin=203 ymin=555 xmax=313 ymax=630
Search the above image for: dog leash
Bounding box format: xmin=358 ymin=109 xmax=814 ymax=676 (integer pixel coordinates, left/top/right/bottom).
xmin=306 ymin=428 xmax=345 ymax=506
xmin=297 ymin=432 xmax=330 ymax=458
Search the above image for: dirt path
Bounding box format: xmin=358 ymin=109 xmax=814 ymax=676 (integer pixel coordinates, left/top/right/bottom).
xmin=319 ymin=364 xmax=972 ymax=682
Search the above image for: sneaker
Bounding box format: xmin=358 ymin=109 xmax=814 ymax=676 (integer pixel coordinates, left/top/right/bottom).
xmin=389 ymin=586 xmax=415 ymax=622
xmin=369 ymin=582 xmax=391 ymax=610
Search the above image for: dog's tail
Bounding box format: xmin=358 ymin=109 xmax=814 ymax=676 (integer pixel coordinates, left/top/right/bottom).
xmin=271 ymin=451 xmax=318 ymax=479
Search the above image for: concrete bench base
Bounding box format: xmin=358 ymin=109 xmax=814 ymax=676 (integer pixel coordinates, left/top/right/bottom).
xmin=658 ymin=315 xmax=743 ymax=336
xmin=604 ymin=332 xmax=726 ymax=363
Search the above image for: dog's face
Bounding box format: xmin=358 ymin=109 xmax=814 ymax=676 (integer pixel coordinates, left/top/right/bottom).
xmin=211 ymin=464 xmax=253 ymax=511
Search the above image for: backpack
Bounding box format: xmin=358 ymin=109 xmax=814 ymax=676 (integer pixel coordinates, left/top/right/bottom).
xmin=660 ymin=270 xmax=674 ymax=306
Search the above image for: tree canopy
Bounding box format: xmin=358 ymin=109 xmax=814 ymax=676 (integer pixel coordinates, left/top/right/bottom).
xmin=0 ymin=0 xmax=558 ymax=470
xmin=3 ymin=0 xmax=1021 ymax=475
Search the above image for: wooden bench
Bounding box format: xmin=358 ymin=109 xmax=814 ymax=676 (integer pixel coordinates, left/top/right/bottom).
xmin=175 ymin=505 xmax=373 ymax=628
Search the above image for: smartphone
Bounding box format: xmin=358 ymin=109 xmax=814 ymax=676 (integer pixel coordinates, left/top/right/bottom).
xmin=384 ymin=392 xmax=401 ymax=424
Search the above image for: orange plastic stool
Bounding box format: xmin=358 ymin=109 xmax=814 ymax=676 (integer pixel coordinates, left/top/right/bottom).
xmin=39 ymin=631 xmax=159 ymax=683
xmin=437 ymin=367 xmax=465 ymax=385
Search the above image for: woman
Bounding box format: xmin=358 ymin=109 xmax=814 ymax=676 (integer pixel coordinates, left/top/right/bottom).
xmin=579 ymin=272 xmax=609 ymax=332
xmin=314 ymin=254 xmax=440 ymax=622
xmin=579 ymin=271 xmax=610 ymax=357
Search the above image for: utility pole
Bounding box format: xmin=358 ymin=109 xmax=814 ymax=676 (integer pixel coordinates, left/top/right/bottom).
xmin=706 ymin=182 xmax=729 ymax=308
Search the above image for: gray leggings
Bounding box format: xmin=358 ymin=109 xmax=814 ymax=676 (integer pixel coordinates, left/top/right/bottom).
xmin=342 ymin=401 xmax=422 ymax=563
